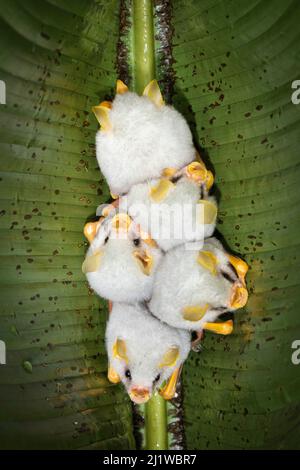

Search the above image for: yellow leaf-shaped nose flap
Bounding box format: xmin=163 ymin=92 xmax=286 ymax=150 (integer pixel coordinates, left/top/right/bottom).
xmin=204 ymin=320 xmax=233 ymax=335
xmin=108 ymin=365 xmax=120 ymax=384
xmin=182 ymin=304 xmax=209 ymax=321
xmin=82 ymin=251 xmax=103 ymax=274
xmin=197 ymin=251 xmax=218 ymax=275
xmin=159 ymin=367 xmax=181 ymax=400
xmin=133 ymin=250 xmax=153 ymax=276
xmin=116 ymin=79 xmax=129 ymax=94
xmin=159 ymin=347 xmax=179 ymax=368
xmin=129 ymin=388 xmax=150 ymax=404
xmin=143 ymin=79 xmax=165 ymax=107
xmin=113 ymin=338 xmax=128 ymax=363
xmin=92 ymin=103 xmax=112 ymax=131
xmin=149 ymin=179 xmax=174 ymax=202
xmin=198 ymin=199 xmax=218 ymax=225
xmin=83 ymin=219 xmax=102 ymax=243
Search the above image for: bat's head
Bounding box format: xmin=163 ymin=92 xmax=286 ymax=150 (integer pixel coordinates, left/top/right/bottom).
xmin=106 ymin=303 xmax=190 ymax=404
xmin=82 ymin=213 xmax=162 ymax=303
xmin=94 ymin=80 xmax=194 ymax=195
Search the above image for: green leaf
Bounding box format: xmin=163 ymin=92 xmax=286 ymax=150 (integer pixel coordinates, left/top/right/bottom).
xmin=1 ymin=0 xmax=299 ymax=451
xmin=0 ymin=0 xmax=135 ymax=450
xmin=171 ymin=0 xmax=300 ymax=450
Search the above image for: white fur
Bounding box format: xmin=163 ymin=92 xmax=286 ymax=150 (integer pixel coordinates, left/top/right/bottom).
xmin=96 ymin=92 xmax=195 ymax=195
xmin=106 ymin=302 xmax=190 ymax=398
xmin=120 ymin=176 xmax=216 ymax=251
xmin=84 ymin=215 xmax=162 ymax=303
xmin=149 ymin=238 xmax=238 ymax=330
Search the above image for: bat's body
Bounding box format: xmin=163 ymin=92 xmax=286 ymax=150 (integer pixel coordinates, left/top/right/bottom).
xmin=149 ymin=237 xmax=248 ymax=331
xmin=95 ymin=86 xmax=194 ymax=196
xmin=106 ymin=302 xmax=190 ymax=403
xmin=82 ymin=213 xmax=162 ymax=303
xmin=120 ymin=168 xmax=216 ymax=251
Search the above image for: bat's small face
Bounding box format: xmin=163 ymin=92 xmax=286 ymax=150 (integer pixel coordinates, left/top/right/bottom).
xmin=82 ymin=214 xmax=161 ymax=303
xmin=110 ymin=338 xmax=181 ymax=404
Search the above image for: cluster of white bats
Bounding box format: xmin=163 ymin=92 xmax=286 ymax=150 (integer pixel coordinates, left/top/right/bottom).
xmin=82 ymin=80 xmax=249 ymax=404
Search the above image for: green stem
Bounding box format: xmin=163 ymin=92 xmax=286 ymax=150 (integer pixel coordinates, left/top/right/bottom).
xmin=132 ymin=0 xmax=156 ymax=94
xmin=144 ymin=392 xmax=168 ymax=450
xmin=130 ymin=0 xmax=168 ymax=450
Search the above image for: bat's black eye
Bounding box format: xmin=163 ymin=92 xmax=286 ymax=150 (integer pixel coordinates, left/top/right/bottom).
xmin=125 ymin=369 xmax=132 ymax=380
xmin=133 ymin=238 xmax=140 ymax=246
xmin=104 ymin=235 xmax=109 ymax=244
xmin=154 ymin=374 xmax=161 ymax=383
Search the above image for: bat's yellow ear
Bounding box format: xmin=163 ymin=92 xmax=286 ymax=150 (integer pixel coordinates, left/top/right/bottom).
xmin=143 ymin=79 xmax=164 ymax=107
xmin=182 ymin=304 xmax=209 ymax=321
xmin=81 ymin=251 xmax=103 ymax=274
xmin=197 ymin=251 xmax=218 ymax=276
xmin=149 ymin=178 xmax=175 ymax=202
xmin=113 ymin=338 xmax=128 ymax=363
xmin=83 ymin=219 xmax=102 ymax=243
xmin=92 ymin=101 xmax=112 ymax=131
xmin=116 ymin=79 xmax=129 ymax=94
xmin=198 ymin=199 xmax=218 ymax=225
xmin=159 ymin=346 xmax=179 ymax=368
xmin=108 ymin=365 xmax=121 ymax=384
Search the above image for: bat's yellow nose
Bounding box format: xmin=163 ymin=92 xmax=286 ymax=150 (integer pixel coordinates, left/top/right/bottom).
xmin=129 ymin=387 xmax=150 ymax=404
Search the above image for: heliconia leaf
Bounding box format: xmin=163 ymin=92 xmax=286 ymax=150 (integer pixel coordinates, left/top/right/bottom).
xmin=170 ymin=0 xmax=300 ymax=450
xmin=0 ymin=0 xmax=135 ymax=450
xmin=0 ymin=0 xmax=299 ymax=452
